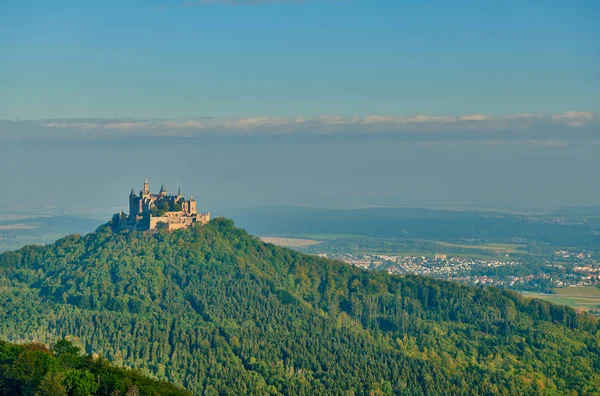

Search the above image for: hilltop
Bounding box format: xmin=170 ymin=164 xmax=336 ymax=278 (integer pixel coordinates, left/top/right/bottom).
xmin=0 ymin=218 xmax=598 ymax=394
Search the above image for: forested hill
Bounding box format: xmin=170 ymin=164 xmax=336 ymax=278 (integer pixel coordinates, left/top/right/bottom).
xmin=0 ymin=339 xmax=190 ymax=395
xmin=0 ymin=219 xmax=599 ymax=395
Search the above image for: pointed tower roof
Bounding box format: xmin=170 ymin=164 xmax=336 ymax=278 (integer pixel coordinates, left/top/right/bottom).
xmin=130 ymin=187 xmax=136 ymax=196
xmin=160 ymin=184 xmax=167 ymax=193
xmin=177 ymin=188 xmax=181 ymax=196
xmin=145 ymin=177 xmax=148 ymax=184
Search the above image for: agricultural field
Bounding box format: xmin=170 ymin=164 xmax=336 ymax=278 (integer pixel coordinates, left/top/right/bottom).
xmin=260 ymin=237 xmax=322 ymax=247
xmin=437 ymin=242 xmax=528 ymax=253
xmin=521 ymin=287 xmax=600 ymax=312
xmin=285 ymin=233 xmax=365 ymax=241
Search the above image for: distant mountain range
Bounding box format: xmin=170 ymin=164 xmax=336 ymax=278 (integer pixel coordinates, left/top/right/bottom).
xmin=2 ymin=205 xmax=599 ymax=255
xmin=0 ymin=216 xmax=102 ymax=253
xmin=0 ymin=218 xmax=598 ymax=394
xmin=222 ymin=206 xmax=600 ymax=248
xmin=552 ymin=205 xmax=600 ymax=217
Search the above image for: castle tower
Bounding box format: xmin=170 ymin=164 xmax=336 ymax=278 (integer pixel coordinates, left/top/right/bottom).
xmin=129 ymin=187 xmax=138 ymax=216
xmin=122 ymin=180 xmax=209 ymax=230
xmin=189 ymin=196 xmax=197 ymax=214
xmin=141 ymin=177 xmax=150 ymax=199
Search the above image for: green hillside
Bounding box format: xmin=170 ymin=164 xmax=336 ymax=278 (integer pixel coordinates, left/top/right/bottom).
xmin=0 ymin=338 xmax=189 ymax=395
xmin=0 ymin=218 xmax=599 ymax=395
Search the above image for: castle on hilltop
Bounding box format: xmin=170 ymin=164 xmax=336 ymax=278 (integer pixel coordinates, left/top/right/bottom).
xmin=113 ymin=178 xmax=210 ymax=231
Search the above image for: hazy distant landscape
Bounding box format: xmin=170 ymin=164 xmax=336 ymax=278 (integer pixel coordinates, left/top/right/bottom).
xmin=0 ymin=215 xmax=102 ymax=253
xmin=238 ymin=206 xmax=600 ymax=314
xmin=1 ymin=0 xmax=598 ymax=394
xmin=3 ymin=205 xmax=599 ymax=316
xmin=224 ymin=205 xmax=600 ymax=247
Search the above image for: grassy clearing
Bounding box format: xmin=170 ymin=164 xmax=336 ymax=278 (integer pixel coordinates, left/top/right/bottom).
xmin=260 ymin=237 xmax=323 ymax=247
xmin=520 ymin=287 xmax=600 ymax=312
xmin=288 ymin=234 xmax=527 ymax=253
xmin=285 ymin=233 xmax=365 ymax=241
xmin=554 ymin=286 xmax=600 ymax=297
xmin=437 ymin=242 xmax=527 ymax=253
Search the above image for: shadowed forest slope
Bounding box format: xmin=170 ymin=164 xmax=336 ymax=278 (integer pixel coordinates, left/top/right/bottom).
xmin=0 ymin=339 xmax=189 ymax=395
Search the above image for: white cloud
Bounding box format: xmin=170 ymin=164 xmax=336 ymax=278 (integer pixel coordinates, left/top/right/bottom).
xmin=458 ymin=114 xmax=490 ymax=121
xmin=0 ymin=111 xmax=597 ymax=144
xmin=550 ymin=111 xmax=596 ymax=127
xmin=37 ymin=111 xmax=600 ymax=133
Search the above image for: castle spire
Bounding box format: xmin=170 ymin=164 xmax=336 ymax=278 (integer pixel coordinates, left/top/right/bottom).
xmin=143 ymin=177 xmax=149 ymax=193
xmin=130 ymin=187 xmax=136 ymax=196
xmin=160 ymin=184 xmax=167 ymax=197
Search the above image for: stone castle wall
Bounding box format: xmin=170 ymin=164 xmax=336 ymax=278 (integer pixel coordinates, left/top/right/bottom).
xmin=124 ymin=180 xmax=209 ymax=231
xmin=148 ymin=212 xmax=211 ymax=231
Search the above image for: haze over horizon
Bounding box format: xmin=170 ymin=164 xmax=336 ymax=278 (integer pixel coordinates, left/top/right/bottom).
xmin=1 ymin=0 xmax=598 ymax=213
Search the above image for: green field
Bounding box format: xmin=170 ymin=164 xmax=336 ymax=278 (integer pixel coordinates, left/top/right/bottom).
xmin=282 ymin=233 xmax=365 ymax=241
xmin=274 ymin=234 xmax=508 ymax=259
xmin=520 ymin=287 xmax=600 ymax=312
xmin=292 ymin=234 xmax=526 ymax=253
xmin=554 ymin=287 xmax=600 ymax=297
xmin=437 ymin=242 xmax=527 ymax=253
xmin=260 ymin=237 xmax=323 ymax=247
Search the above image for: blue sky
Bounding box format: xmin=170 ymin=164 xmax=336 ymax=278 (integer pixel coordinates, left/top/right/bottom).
xmin=1 ymin=0 xmax=598 ymax=119
xmin=1 ymin=0 xmax=599 ymax=212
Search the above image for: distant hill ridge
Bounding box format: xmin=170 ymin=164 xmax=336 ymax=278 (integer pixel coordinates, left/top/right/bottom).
xmin=552 ymin=205 xmax=600 ymax=217
xmin=0 ymin=218 xmax=598 ymax=394
xmin=222 ymin=206 xmax=600 ymax=247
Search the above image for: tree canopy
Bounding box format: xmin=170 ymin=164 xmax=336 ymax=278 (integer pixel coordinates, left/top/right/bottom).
xmin=0 ymin=218 xmax=598 ymax=395
xmin=0 ymin=339 xmax=190 ymax=395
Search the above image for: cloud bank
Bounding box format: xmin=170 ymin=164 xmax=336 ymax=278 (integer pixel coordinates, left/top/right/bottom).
xmin=1 ymin=111 xmax=598 ymax=145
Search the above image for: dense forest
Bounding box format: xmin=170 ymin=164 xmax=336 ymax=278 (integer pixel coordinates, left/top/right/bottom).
xmin=0 ymin=218 xmax=599 ymax=395
xmin=0 ymin=339 xmax=189 ymax=395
